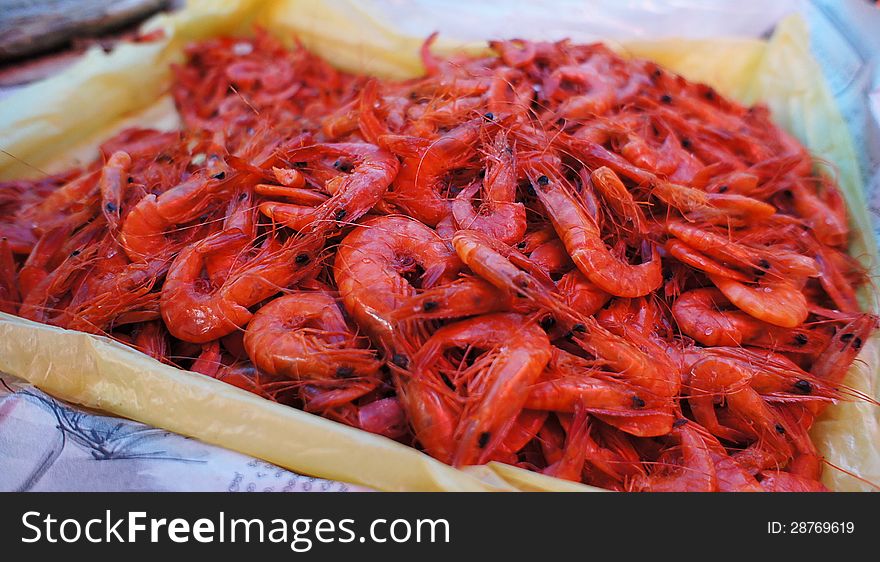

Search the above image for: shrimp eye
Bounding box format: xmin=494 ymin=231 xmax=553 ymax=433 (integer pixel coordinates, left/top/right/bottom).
xmin=440 ymin=372 xmax=455 ymax=390
xmin=660 ymin=94 xmax=673 ymax=104
xmin=681 ymin=138 xmax=691 ymax=149
xmin=334 ymin=209 xmax=347 ymax=221
xmin=853 ymin=337 xmax=863 ymax=350
xmin=127 ymin=176 xmax=134 ymax=183
xmin=70 ymin=249 xmax=81 ymax=257
xmin=793 ymin=333 xmax=808 ymax=346
xmin=793 ymin=379 xmax=812 ymax=394
xmin=652 ymin=68 xmax=662 ymax=79
xmin=840 ymin=333 xmax=854 ymax=342
xmin=105 ymin=202 xmax=118 ymax=212
xmin=672 ymin=418 xmax=688 ymax=428
xmin=537 ymin=175 xmax=549 ymax=186
xmin=539 ymin=316 xmax=556 ymax=330
xmin=717 ymin=185 xmax=728 ymax=193
xmin=422 ymin=301 xmax=438 ymax=312
xmin=391 ymin=354 xmax=409 ymax=369
xmin=295 ymin=253 xmax=310 ymax=264
xmin=758 ymin=259 xmax=771 ymax=270
xmin=632 ymin=396 xmax=646 ymax=409
xmin=483 ymin=112 xmax=495 ymax=121
xmin=572 ymin=323 xmax=586 ymax=333
xmin=478 ymin=432 xmax=491 ymax=448
xmin=775 ymin=424 xmax=786 ymax=434
xmin=516 ymin=241 xmax=527 ymax=249
xmin=212 ymin=171 xmax=226 ymax=180
xmin=336 ymin=366 xmax=355 ymax=378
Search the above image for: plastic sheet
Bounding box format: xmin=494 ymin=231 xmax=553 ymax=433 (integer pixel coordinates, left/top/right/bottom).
xmin=0 ymin=0 xmax=877 ymax=491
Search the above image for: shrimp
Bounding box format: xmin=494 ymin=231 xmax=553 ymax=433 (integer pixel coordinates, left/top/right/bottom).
xmin=525 ymin=348 xmax=672 ymax=437
xmin=0 ymin=238 xmax=19 ymax=313
xmin=758 ymin=471 xmax=828 ymax=492
xmin=387 ymin=116 xmax=499 ymax=226
xmin=588 ymin=166 xmax=647 ymax=238
xmin=120 ymin=172 xmax=234 ymax=262
xmin=98 ymin=151 xmax=132 ymax=233
xmin=17 ymin=226 xmax=69 ymax=300
xmin=556 ymin=269 xmax=610 ymax=317
xmin=334 ymin=216 xmax=461 ymax=348
xmin=409 ymin=313 xmax=551 ymax=466
xmin=631 ymin=423 xmax=717 ymax=492
xmin=161 ymin=230 xmax=320 ymax=343
xmin=451 ymin=229 xmax=558 ymax=313
xmin=243 ymin=292 xmax=381 ymax=382
xmin=451 ymin=132 xmax=526 ymax=245
xmin=667 ymin=221 xmax=818 ymax=282
xmin=259 ymin=142 xmax=398 ymax=234
xmin=673 ymin=287 xmax=828 ymax=352
xmin=708 ymin=274 xmax=808 ymax=329
xmin=531 ymin=160 xmax=662 ymax=297
xmin=809 ymin=313 xmax=878 ymax=386
xmin=789 ymin=179 xmax=848 ymax=248
xmin=391 ymin=276 xmax=513 ymax=322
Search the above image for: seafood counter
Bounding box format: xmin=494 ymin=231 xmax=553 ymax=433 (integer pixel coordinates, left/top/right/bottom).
xmin=2 ymin=21 xmax=877 ymax=493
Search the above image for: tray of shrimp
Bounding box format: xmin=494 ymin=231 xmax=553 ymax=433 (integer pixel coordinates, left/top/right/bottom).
xmin=0 ymin=0 xmax=878 ymax=491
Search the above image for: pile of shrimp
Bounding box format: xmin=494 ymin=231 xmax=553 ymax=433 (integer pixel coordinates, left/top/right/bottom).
xmin=2 ymin=30 xmax=878 ymax=491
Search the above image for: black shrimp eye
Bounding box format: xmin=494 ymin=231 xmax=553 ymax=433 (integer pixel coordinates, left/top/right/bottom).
xmin=212 ymin=171 xmax=226 ymax=180
xmin=793 ymin=333 xmax=809 ymax=346
xmin=717 ymin=185 xmax=729 ymax=193
xmin=652 ymin=68 xmax=662 ymax=79
xmin=775 ymin=423 xmax=786 ymax=435
xmin=681 ymin=138 xmax=692 ymax=149
xmin=440 ymin=372 xmax=455 ymax=390
xmin=422 ymin=301 xmax=438 ymax=312
xmin=537 ymin=175 xmax=550 ymax=186
xmin=660 ymin=94 xmax=673 ymax=104
xmin=516 ymin=241 xmax=527 ymax=249
xmin=70 ymin=249 xmax=81 ymax=257
xmin=334 ymin=208 xmax=347 ymax=221
xmin=483 ymin=112 xmax=495 ymax=121
xmin=295 ymin=253 xmax=310 ymax=264
xmin=853 ymin=337 xmax=863 ymax=350
xmin=758 ymin=259 xmax=771 ymax=270
xmin=539 ymin=316 xmax=556 ymax=330
xmin=793 ymin=379 xmax=813 ymax=394
xmin=127 ymin=176 xmax=134 ymax=183
xmin=572 ymin=323 xmax=586 ymax=333
xmin=335 ymin=366 xmax=355 ymax=378
xmin=105 ymin=202 xmax=118 ymax=212
xmin=391 ymin=354 xmax=409 ymax=369
xmin=632 ymin=396 xmax=646 ymax=409
xmin=840 ymin=332 xmax=854 ymax=342
xmin=478 ymin=431 xmax=491 ymax=448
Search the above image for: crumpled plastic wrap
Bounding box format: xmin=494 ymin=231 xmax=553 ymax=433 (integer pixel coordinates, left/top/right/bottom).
xmin=0 ymin=0 xmax=877 ymax=491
